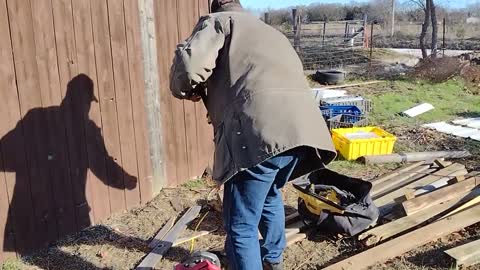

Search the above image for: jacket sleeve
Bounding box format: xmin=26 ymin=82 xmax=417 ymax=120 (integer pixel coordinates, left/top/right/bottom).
xmin=170 ymin=15 xmax=227 ymax=99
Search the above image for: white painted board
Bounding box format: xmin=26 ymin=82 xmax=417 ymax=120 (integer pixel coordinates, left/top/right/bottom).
xmin=403 ymin=103 xmax=435 ymax=117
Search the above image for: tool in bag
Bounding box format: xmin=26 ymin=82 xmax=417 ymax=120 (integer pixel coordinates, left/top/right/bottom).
xmin=292 ymin=169 xmax=379 ymax=236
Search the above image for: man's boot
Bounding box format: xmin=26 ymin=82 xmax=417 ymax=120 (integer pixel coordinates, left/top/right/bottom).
xmin=263 ymin=261 xmax=283 ymax=270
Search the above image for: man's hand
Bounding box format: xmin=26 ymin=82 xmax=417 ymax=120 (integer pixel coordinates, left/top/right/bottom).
xmin=188 ymin=93 xmax=202 ymax=102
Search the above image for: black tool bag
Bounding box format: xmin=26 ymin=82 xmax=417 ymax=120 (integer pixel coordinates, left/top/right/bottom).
xmin=293 ymin=169 xmax=379 ymax=236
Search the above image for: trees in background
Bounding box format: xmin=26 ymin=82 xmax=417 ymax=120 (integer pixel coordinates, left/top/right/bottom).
xmin=408 ymin=0 xmax=438 ymax=58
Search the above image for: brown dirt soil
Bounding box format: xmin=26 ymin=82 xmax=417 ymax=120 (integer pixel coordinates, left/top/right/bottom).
xmin=8 ymin=72 xmax=480 ymax=270
xmin=461 ymin=65 xmax=480 ymax=95
xmin=11 ymin=148 xmax=479 ymax=270
xmin=412 ymin=57 xmax=466 ymax=83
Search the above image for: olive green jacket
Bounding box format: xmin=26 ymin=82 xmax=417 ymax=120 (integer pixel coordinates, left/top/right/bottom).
xmin=170 ymin=9 xmax=336 ymax=184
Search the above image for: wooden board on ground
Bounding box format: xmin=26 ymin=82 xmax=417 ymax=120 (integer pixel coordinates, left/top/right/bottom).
xmin=361 ymin=151 xmax=472 ymax=164
xmin=441 ymin=190 xmax=480 ymax=219
xmin=359 ymin=191 xmax=479 ymax=246
xmin=402 ymin=177 xmax=479 ymax=216
xmin=445 ymin=239 xmax=480 ymax=268
xmin=323 ymin=204 xmax=480 ymax=270
xmin=136 ymin=206 xmax=201 ymax=269
xmin=374 ymin=164 xmax=467 ymax=215
xmin=371 ymin=164 xmax=431 ymax=199
xmin=370 ymin=161 xmax=425 ymax=187
xmin=149 ymin=217 xmax=176 ymax=249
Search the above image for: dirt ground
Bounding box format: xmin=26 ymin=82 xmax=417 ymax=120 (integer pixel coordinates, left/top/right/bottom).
xmin=4 ymin=55 xmax=480 ymax=270
xmin=7 ymin=126 xmax=479 ymax=270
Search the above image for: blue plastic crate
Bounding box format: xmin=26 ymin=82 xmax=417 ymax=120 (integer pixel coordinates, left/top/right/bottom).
xmin=320 ymin=105 xmax=362 ymax=119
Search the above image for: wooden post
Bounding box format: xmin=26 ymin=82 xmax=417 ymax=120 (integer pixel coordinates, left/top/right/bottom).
xmin=264 ymin=12 xmax=270 ymax=25
xmin=292 ymin=8 xmax=301 ymax=52
xmin=138 ymin=0 xmax=166 ymax=193
xmin=443 ymin=17 xmax=446 ymax=57
xmin=344 ymin=22 xmax=349 ymax=39
xmin=322 ymin=21 xmax=327 ymax=46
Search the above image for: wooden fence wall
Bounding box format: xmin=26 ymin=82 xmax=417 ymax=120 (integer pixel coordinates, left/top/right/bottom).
xmin=0 ymin=0 xmax=213 ymax=260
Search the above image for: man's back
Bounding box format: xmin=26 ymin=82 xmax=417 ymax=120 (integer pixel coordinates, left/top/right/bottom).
xmin=210 ymin=11 xmax=309 ymax=93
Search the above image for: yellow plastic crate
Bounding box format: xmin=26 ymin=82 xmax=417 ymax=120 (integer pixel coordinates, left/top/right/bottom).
xmin=331 ymin=127 xmax=397 ymax=160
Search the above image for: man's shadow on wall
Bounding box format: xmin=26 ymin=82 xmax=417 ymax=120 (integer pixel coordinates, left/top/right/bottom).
xmin=0 ymin=74 xmax=140 ymax=266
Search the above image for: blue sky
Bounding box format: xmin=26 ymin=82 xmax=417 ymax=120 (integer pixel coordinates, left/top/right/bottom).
xmin=241 ymin=0 xmax=471 ymax=10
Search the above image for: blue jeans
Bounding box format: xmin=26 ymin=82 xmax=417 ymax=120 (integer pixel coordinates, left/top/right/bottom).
xmin=223 ymin=149 xmax=303 ymax=270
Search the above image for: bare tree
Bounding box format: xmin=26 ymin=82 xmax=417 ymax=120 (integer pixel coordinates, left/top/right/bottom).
xmin=408 ymin=0 xmax=438 ymax=59
xmin=430 ymin=0 xmax=438 ymax=58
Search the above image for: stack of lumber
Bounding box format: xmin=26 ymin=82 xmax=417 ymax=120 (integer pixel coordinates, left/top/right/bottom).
xmin=324 ymin=160 xmax=480 ymax=270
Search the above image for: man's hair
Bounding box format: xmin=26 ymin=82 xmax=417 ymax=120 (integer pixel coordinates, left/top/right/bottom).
xmin=211 ymin=0 xmax=242 ymax=13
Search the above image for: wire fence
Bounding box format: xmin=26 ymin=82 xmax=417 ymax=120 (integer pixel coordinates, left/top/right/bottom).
xmin=278 ymin=19 xmax=370 ymax=71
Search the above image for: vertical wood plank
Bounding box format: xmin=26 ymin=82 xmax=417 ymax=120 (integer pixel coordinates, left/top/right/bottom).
xmin=176 ymin=0 xmax=201 ymax=183
xmin=72 ymin=0 xmax=111 ymax=223
xmin=90 ymin=0 xmax=127 ymax=213
xmin=31 ymin=0 xmax=77 ymax=238
xmin=196 ymin=0 xmax=214 ymax=173
xmin=0 ymin=1 xmax=24 ymax=257
xmin=124 ymin=0 xmax=153 ymax=203
xmin=154 ymin=0 xmax=178 ymax=185
xmin=52 ymin=0 xmax=94 ymax=230
xmin=7 ymin=0 xmax=59 ymax=251
xmin=107 ymin=0 xmax=140 ymax=208
xmin=138 ymin=0 xmax=168 ymax=193
xmin=0 ymin=155 xmax=15 ymax=260
xmin=163 ymin=0 xmax=189 ymax=186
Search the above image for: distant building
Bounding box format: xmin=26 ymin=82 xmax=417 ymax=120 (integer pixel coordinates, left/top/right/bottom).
xmin=466 ymin=17 xmax=480 ymax=24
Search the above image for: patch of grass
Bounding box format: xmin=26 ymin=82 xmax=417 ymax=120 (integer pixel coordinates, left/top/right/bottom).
xmin=182 ymin=178 xmax=207 ymax=190
xmin=1 ymin=259 xmax=23 ymax=270
xmin=368 ymin=78 xmax=480 ymax=128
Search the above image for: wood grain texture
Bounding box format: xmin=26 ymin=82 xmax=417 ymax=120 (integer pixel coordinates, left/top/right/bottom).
xmin=90 ymin=0 xmax=127 ymax=213
xmin=124 ymin=0 xmax=153 ymax=202
xmin=107 ymin=0 xmax=141 ymax=208
xmin=371 ymin=164 xmax=431 ymax=199
xmin=52 ymin=0 xmax=93 ymax=230
xmin=8 ymin=0 xmax=59 ymax=250
xmin=402 ymin=177 xmax=479 ymax=216
xmin=164 ymin=0 xmax=189 ymax=185
xmin=324 ymin=204 xmax=480 ymax=270
xmin=176 ymin=0 xmax=201 ymax=181
xmin=374 ymin=164 xmax=467 ymax=213
xmin=371 ymin=161 xmax=425 ymax=187
xmin=72 ymin=0 xmax=111 ymax=223
xmin=136 ymin=206 xmax=201 ymax=269
xmin=359 ymin=199 xmax=459 ymax=246
xmin=445 ymin=239 xmax=480 ymax=267
xmin=31 ymin=0 xmax=77 ymax=238
xmin=154 ymin=0 xmax=179 ymax=185
xmin=0 ymin=0 xmax=30 ymax=258
xmin=148 ymin=217 xmax=176 ymax=249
